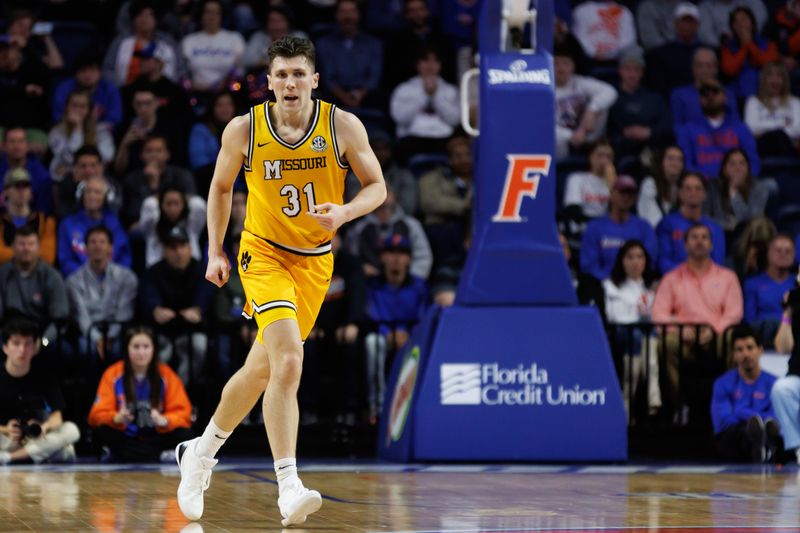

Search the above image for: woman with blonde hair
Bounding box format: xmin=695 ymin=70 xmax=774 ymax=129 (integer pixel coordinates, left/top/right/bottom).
xmin=744 ymin=62 xmax=800 ymax=157
xmin=48 ymin=89 xmax=115 ymax=181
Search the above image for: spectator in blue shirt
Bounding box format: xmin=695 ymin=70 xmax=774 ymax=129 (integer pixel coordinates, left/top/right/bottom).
xmin=670 ymin=47 xmax=739 ymax=130
xmin=580 ymin=176 xmax=658 ymax=281
xmin=656 ymin=172 xmax=726 ymax=273
xmin=57 ymin=175 xmax=131 ymax=277
xmin=0 ymin=127 xmax=53 ymax=215
xmin=744 ymin=234 xmax=796 ymax=347
xmin=677 ymin=78 xmax=760 ymax=179
xmin=316 ymin=0 xmax=384 ymax=111
xmin=188 ymin=91 xmax=237 ymax=171
xmin=365 ymin=234 xmax=428 ymax=422
xmin=52 ymin=53 xmax=123 ymax=130
xmin=711 ymin=325 xmax=781 ymax=462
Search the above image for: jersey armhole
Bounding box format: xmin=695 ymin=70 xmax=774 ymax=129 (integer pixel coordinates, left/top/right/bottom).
xmin=330 ymin=104 xmax=349 ymax=170
xmin=243 ymin=107 xmax=255 ymax=172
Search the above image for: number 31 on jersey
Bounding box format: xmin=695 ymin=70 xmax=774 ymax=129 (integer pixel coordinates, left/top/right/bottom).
xmin=281 ymin=182 xmax=317 ymax=217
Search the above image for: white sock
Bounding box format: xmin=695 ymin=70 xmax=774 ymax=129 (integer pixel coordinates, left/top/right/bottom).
xmin=274 ymin=457 xmax=300 ymax=494
xmin=0 ymin=451 xmax=10 ymax=465
xmin=195 ymin=419 xmax=232 ymax=459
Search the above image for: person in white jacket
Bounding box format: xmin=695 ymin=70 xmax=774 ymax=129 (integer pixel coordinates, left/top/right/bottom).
xmin=603 ymin=239 xmax=661 ymax=416
xmin=744 ymin=62 xmax=800 ymax=157
xmin=572 ymin=0 xmax=637 ymax=60
xmin=390 ymin=46 xmax=460 ymax=163
xmin=139 ymin=186 xmax=207 ymax=267
xmin=555 ymin=43 xmax=618 ymax=159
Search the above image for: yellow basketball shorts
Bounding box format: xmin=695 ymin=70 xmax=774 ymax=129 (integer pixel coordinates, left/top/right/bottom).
xmin=238 ymin=231 xmax=333 ymax=343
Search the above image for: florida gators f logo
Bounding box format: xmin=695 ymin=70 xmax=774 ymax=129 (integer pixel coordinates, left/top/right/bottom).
xmin=492 ymin=155 xmax=552 ymax=222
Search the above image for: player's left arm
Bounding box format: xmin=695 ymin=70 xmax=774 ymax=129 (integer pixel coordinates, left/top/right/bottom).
xmin=308 ymin=110 xmax=386 ymax=231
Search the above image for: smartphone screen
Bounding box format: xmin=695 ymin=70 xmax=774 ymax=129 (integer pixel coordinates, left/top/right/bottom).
xmin=32 ymin=22 xmax=53 ymax=35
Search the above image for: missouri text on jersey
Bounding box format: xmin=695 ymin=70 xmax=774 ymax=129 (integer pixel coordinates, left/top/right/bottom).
xmin=263 ymin=157 xmax=328 ymax=180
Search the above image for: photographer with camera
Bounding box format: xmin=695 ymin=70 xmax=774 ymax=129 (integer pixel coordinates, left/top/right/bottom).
xmin=88 ymin=325 xmax=193 ymax=462
xmin=0 ymin=319 xmax=80 ymax=465
xmin=770 ymin=267 xmax=800 ymax=465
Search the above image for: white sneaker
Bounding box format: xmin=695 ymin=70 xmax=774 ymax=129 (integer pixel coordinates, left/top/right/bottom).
xmin=57 ymin=444 xmax=76 ymax=463
xmin=795 ymin=448 xmax=800 ymax=466
xmin=278 ymin=482 xmax=322 ymax=527
xmin=176 ymin=437 xmax=218 ymax=521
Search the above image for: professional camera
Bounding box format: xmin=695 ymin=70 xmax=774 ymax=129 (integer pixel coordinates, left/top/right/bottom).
xmin=134 ymin=403 xmax=154 ymax=429
xmin=19 ymin=422 xmax=42 ymax=438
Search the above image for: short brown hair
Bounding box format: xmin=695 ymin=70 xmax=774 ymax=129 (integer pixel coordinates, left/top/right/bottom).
xmin=268 ymin=36 xmax=316 ymax=72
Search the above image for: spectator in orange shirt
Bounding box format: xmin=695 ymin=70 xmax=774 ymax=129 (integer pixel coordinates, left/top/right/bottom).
xmin=0 ymin=168 xmax=56 ymax=265
xmin=652 ymin=222 xmax=744 ymax=422
xmin=88 ymin=325 xmax=193 ymax=462
xmin=721 ymin=7 xmax=779 ymax=99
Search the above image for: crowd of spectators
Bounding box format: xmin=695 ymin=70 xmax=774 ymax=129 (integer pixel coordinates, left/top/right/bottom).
xmin=1 ymin=0 xmax=800 ymax=463
xmin=552 ymin=0 xmax=800 ymax=463
xmin=0 ymin=0 xmax=479 ymax=461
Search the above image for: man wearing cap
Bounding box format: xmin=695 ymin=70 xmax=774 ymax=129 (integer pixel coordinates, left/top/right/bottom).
xmin=0 ymin=127 xmax=53 ymax=215
xmin=140 ymin=224 xmax=212 ymax=383
xmin=579 ymin=176 xmax=658 ymax=281
xmin=670 ymin=48 xmax=740 ymax=130
xmin=0 ymin=167 xmax=56 ymax=264
xmin=648 ymin=3 xmax=703 ymax=93
xmin=364 ymin=234 xmax=428 ymax=422
xmin=52 ymin=52 xmax=122 ymax=129
xmin=677 ymin=77 xmax=760 ymax=178
xmin=608 ymin=47 xmax=671 ymax=159
xmin=348 ymin=185 xmax=432 ymax=280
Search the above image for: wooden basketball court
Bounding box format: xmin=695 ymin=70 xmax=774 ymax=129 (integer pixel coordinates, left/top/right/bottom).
xmin=1 ymin=462 xmax=799 ymax=532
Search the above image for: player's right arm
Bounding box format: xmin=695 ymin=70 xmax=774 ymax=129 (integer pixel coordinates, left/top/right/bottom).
xmin=206 ymin=114 xmax=249 ymax=287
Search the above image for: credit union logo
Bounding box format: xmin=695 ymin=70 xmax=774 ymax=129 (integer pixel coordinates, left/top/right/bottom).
xmin=440 ymin=364 xmax=481 ymax=405
xmin=440 ymin=363 xmax=607 ymax=407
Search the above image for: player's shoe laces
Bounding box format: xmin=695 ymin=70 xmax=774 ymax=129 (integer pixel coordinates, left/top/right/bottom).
xmin=176 ymin=437 xmax=218 ymax=521
xmin=278 ymin=481 xmax=322 ymax=527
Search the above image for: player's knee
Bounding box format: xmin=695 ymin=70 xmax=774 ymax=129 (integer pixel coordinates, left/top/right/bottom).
xmin=273 ymin=350 xmax=303 ymax=387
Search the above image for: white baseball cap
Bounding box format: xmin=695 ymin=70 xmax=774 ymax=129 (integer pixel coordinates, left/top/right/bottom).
xmin=674 ymin=2 xmax=700 ymax=20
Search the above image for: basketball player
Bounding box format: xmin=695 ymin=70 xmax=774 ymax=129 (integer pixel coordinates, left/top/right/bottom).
xmin=175 ymin=36 xmax=386 ymax=526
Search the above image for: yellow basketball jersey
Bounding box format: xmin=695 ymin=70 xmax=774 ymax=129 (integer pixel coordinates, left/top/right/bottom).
xmin=243 ymin=99 xmax=348 ymax=253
